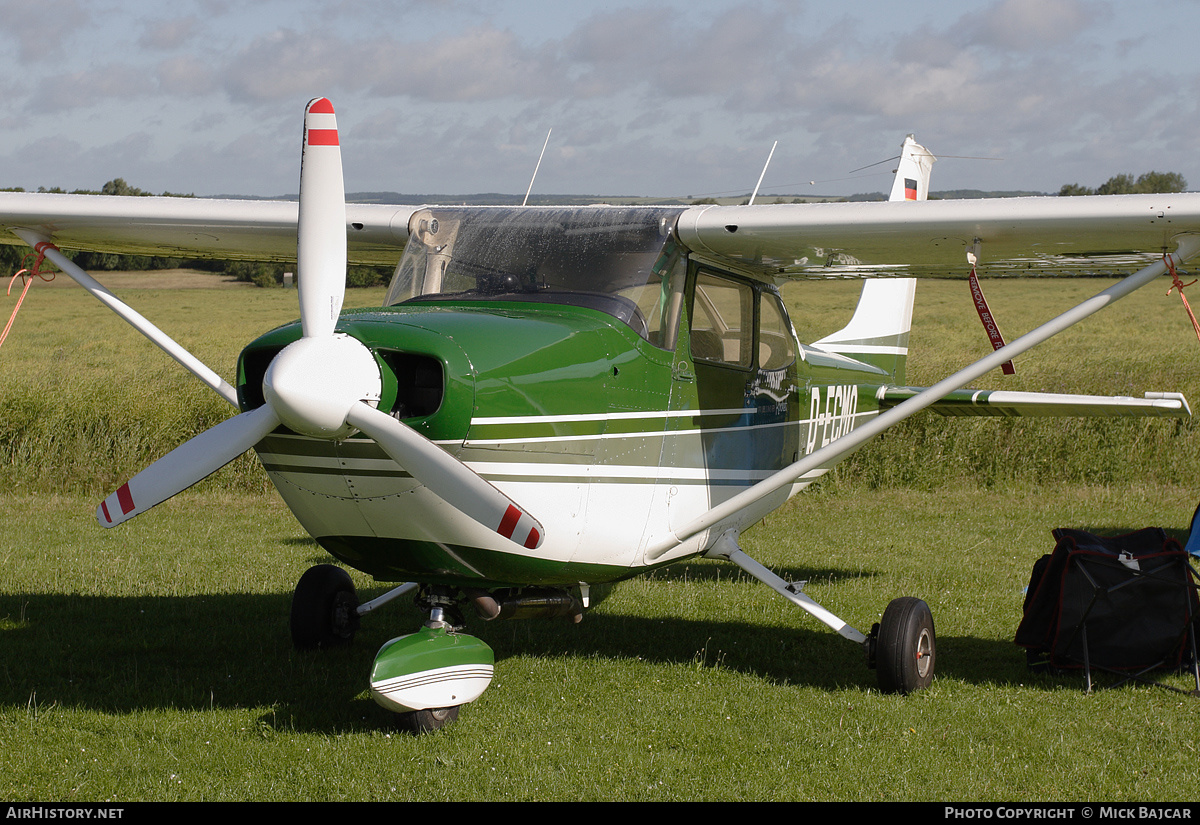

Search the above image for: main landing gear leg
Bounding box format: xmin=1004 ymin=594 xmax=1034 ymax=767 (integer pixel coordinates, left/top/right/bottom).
xmin=704 ymin=531 xmax=936 ymax=694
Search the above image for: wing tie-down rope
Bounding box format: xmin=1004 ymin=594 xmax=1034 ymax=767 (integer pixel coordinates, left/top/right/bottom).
xmin=1163 ymin=251 xmax=1200 ymax=344
xmin=0 ymin=241 xmax=58 ymax=350
xmin=967 ymin=240 xmax=1015 ymax=375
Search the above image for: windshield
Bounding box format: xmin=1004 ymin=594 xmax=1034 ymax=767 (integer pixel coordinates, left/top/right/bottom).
xmin=385 ymin=206 xmax=686 ymax=348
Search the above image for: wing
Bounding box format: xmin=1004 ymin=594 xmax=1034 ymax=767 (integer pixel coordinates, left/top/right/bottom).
xmin=5 ymin=189 xmax=1200 ymax=276
xmin=0 ymin=192 xmax=416 ymax=266
xmin=675 ymin=194 xmax=1200 ymax=276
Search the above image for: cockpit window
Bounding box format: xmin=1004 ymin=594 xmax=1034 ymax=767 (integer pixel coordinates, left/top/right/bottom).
xmin=385 ymin=207 xmax=686 ymax=348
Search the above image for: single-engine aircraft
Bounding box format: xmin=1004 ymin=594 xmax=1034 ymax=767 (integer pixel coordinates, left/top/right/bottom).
xmin=1 ymin=100 xmax=1198 ymax=731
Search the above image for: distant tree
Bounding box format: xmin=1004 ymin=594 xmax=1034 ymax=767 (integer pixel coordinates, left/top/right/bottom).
xmin=100 ymin=178 xmax=151 ymax=197
xmin=0 ymin=243 xmax=24 ymax=272
xmin=1133 ymin=171 xmax=1186 ymax=193
xmin=0 ymin=189 xmax=24 ymax=271
xmin=225 ymin=260 xmax=284 ymax=287
xmin=346 ymin=265 xmax=389 ymax=288
xmin=1058 ymin=183 xmax=1094 ymax=196
xmin=1096 ymin=173 xmax=1136 ymax=195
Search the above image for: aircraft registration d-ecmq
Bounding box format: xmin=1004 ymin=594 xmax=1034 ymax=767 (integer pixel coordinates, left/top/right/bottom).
xmin=0 ymin=99 xmax=1195 ymax=731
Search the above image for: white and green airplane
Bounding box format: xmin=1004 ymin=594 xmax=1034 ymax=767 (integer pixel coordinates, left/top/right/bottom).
xmin=1 ymin=100 xmax=1196 ymax=731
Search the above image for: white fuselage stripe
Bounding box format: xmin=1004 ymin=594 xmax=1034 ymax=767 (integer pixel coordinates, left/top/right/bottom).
xmin=463 ymin=410 xmax=875 ymax=446
xmin=470 ymin=408 xmax=750 ymax=426
xmin=816 ymin=344 xmax=908 ymax=355
xmin=466 ymin=463 xmax=829 ymax=482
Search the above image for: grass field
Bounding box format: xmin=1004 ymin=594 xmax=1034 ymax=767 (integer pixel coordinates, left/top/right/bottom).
xmin=2 ymin=273 xmax=1200 ymax=801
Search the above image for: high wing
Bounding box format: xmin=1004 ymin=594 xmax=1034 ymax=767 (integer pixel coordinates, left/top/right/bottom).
xmin=2 ymin=191 xmax=1200 ymax=277
xmin=0 ymin=192 xmax=415 ymax=266
xmin=675 ymin=194 xmax=1200 ymax=277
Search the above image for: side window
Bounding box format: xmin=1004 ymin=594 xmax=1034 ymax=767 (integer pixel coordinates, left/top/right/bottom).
xmin=691 ymin=272 xmax=753 ymax=368
xmin=759 ymin=292 xmax=797 ymax=370
xmin=617 ymin=242 xmax=686 ymax=351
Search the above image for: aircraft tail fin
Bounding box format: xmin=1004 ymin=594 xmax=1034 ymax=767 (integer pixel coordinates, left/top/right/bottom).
xmin=887 ymin=135 xmax=936 ymax=202
xmin=812 ymin=278 xmax=916 ymax=383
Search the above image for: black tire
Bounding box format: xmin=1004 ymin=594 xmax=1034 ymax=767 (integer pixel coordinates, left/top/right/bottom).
xmin=405 ymin=705 xmax=460 ymax=733
xmin=876 ymin=597 xmax=936 ymax=694
xmin=290 ymin=564 xmax=359 ymax=650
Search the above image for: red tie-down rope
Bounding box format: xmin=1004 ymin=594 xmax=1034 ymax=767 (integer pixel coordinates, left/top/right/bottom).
xmin=1164 ymin=252 xmax=1200 ymax=344
xmin=968 ymin=262 xmax=1015 ymax=375
xmin=0 ymin=241 xmax=58 ymax=350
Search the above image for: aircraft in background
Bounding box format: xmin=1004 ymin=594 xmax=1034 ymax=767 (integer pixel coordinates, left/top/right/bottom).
xmin=0 ymin=102 xmax=1195 ymax=731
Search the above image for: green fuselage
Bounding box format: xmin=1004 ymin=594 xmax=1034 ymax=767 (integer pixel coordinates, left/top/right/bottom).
xmin=236 ymin=266 xmax=891 ymax=588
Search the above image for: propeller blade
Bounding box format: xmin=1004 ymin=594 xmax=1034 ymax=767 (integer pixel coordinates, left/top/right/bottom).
xmin=297 ymin=96 xmax=347 ymax=339
xmin=97 ymin=404 xmax=281 ymax=528
xmin=345 ymin=403 xmax=545 ymax=549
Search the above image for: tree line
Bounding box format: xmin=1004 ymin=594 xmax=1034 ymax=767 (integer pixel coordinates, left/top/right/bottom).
xmin=1058 ymin=171 xmax=1187 ymax=196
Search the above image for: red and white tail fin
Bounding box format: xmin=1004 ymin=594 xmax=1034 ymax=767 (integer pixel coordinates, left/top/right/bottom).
xmin=887 ymin=134 xmax=936 ymax=202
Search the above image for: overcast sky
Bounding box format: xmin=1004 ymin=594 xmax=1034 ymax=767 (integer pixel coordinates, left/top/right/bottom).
xmin=2 ymin=0 xmax=1197 ymax=199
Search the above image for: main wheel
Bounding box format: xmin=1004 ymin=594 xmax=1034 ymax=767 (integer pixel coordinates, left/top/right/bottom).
xmin=875 ymin=597 xmax=935 ymax=694
xmin=290 ymin=564 xmax=359 ymax=649
xmin=405 ymin=705 xmax=460 ymax=733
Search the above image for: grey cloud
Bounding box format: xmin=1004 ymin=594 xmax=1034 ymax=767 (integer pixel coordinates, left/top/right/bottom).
xmin=29 ymin=65 xmax=158 ymax=113
xmin=138 ymin=16 xmax=202 ymax=51
xmin=959 ymin=0 xmax=1105 ymax=52
xmin=156 ymin=55 xmax=219 ymax=96
xmin=0 ymin=0 xmax=93 ymax=62
xmin=219 ymin=25 xmax=562 ymax=104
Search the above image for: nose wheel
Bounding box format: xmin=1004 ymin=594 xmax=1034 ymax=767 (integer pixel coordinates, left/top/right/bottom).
xmin=405 ymin=705 xmax=460 ymax=733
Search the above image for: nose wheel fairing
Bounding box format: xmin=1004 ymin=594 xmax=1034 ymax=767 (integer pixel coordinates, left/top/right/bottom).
xmin=369 ymin=625 xmax=495 ymax=714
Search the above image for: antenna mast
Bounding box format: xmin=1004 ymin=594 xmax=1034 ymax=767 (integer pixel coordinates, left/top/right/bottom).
xmin=748 ymin=140 xmax=777 ymax=206
xmin=523 ymin=129 xmax=553 ymax=207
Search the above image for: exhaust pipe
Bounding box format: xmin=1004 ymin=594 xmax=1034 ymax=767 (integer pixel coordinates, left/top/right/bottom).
xmin=467 ymin=588 xmax=584 ymax=623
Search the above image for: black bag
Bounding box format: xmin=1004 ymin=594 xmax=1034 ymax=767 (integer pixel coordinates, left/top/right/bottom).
xmin=1016 ymin=528 xmax=1200 ymax=685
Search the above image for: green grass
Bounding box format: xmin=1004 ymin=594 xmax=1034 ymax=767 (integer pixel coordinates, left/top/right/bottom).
xmin=2 ymin=274 xmax=1200 ymax=800
xmin=3 ymin=487 xmax=1199 ymax=801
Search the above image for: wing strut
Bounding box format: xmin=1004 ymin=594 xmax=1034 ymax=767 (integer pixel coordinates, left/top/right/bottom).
xmin=9 ymin=229 xmax=239 ymax=408
xmin=646 ymin=236 xmax=1200 ymax=562
xmin=706 ymin=531 xmax=868 ymax=643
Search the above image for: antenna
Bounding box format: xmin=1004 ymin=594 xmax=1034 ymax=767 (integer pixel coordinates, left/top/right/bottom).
xmin=748 ymin=141 xmax=777 ymax=206
xmin=523 ymin=129 xmax=553 ymax=207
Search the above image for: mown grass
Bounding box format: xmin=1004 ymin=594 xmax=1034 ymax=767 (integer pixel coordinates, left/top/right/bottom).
xmin=1 ymin=274 xmax=1199 ymax=800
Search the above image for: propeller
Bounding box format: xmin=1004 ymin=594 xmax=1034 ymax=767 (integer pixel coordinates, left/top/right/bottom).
xmin=97 ymin=98 xmax=545 ymax=550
